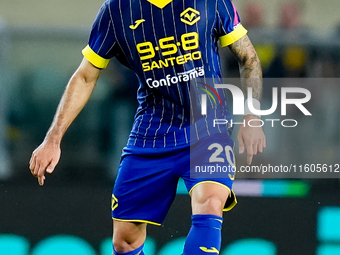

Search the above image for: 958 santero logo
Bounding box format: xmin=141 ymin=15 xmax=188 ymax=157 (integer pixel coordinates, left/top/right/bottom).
xmin=136 ymin=32 xmax=202 ymax=72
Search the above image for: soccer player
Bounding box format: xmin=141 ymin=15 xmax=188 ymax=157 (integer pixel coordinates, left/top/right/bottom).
xmin=29 ymin=0 xmax=265 ymax=254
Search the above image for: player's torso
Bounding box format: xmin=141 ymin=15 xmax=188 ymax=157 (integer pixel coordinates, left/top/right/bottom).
xmin=107 ymin=0 xmax=230 ymax=148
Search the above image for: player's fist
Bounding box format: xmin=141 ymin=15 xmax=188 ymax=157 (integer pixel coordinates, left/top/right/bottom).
xmin=29 ymin=140 xmax=61 ymax=186
xmin=237 ymin=115 xmax=266 ymax=165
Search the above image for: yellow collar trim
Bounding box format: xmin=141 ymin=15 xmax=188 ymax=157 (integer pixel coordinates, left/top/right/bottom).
xmin=146 ymin=0 xmax=173 ymax=9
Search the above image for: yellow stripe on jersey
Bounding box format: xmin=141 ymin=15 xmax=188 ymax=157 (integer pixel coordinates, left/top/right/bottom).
xmin=223 ymin=190 xmax=237 ymax=212
xmin=189 ymin=181 xmax=237 ymax=211
xmin=219 ymin=25 xmax=248 ymax=47
xmin=146 ymin=0 xmax=173 ymax=9
xmin=82 ymin=45 xmax=110 ymax=69
xmin=112 ymin=217 xmax=162 ymax=226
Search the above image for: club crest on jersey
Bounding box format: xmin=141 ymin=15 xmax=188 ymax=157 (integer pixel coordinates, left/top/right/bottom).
xmin=180 ymin=7 xmax=200 ymax=25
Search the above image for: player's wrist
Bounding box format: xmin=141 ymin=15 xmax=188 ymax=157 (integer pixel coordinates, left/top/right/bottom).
xmin=244 ymin=98 xmax=261 ymax=119
xmin=44 ymin=131 xmax=63 ymax=145
xmin=243 ymin=114 xmax=261 ymax=120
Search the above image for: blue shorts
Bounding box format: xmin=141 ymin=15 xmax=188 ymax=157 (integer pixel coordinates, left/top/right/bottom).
xmin=111 ymin=133 xmax=237 ymax=225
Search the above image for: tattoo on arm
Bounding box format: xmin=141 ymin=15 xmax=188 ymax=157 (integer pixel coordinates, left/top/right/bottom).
xmin=228 ymin=35 xmax=263 ymax=100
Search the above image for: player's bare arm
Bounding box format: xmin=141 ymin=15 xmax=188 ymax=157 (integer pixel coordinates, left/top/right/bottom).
xmin=228 ymin=34 xmax=266 ymax=165
xmin=29 ymin=58 xmax=101 ymax=186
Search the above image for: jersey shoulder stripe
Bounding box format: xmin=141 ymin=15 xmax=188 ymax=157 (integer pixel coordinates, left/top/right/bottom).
xmin=82 ymin=0 xmax=245 ymax=148
xmin=219 ymin=24 xmax=247 ymax=47
xmin=82 ymin=45 xmax=110 ymax=69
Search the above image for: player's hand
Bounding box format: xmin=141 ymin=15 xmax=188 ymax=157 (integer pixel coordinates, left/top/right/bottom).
xmin=29 ymin=140 xmax=61 ymax=186
xmin=237 ymin=115 xmax=266 ymax=165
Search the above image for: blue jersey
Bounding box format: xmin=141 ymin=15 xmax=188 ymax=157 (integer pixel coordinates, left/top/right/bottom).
xmin=82 ymin=0 xmax=247 ymax=148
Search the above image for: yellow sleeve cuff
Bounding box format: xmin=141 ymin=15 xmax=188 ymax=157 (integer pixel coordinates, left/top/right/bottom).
xmin=82 ymin=45 xmax=110 ymax=69
xmin=219 ymin=25 xmax=248 ymax=47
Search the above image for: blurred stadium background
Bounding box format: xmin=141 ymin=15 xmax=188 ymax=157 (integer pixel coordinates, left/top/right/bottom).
xmin=0 ymin=0 xmax=340 ymax=254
